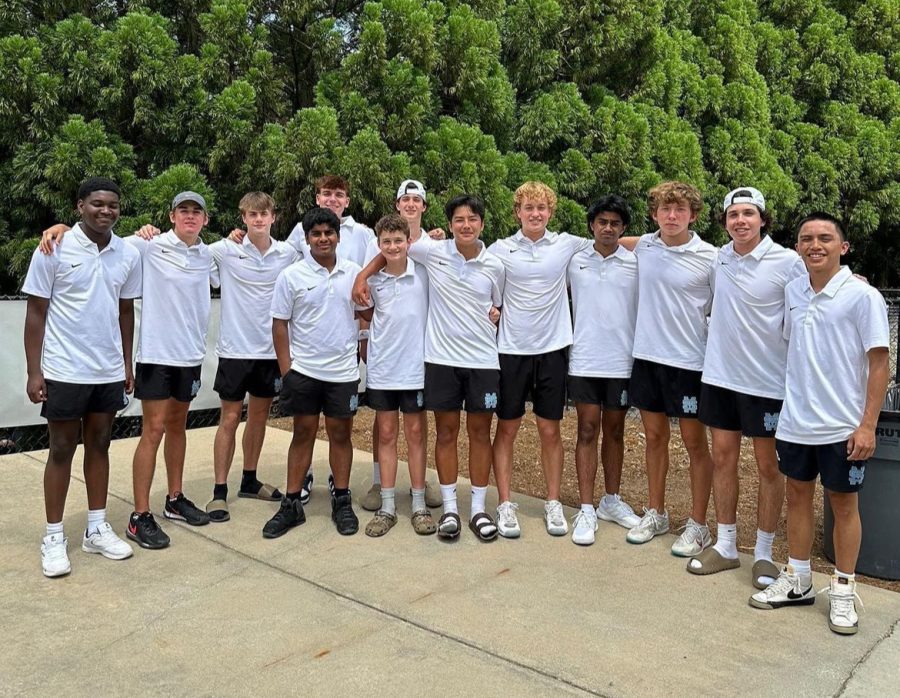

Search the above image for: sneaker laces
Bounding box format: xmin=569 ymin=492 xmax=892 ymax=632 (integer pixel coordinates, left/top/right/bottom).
xmin=138 ymin=512 xmax=160 ymax=534
xmin=497 ymin=501 xmax=519 ymax=525
xmin=635 ymin=507 xmax=662 ymax=532
xmin=676 ymin=518 xmax=705 ymax=544
xmin=571 ymin=510 xmax=597 ymax=529
xmin=545 ymin=500 xmax=565 ymax=526
xmin=759 ymin=570 xmax=798 ymax=600
xmin=604 ymin=496 xmax=633 ymax=518
xmin=818 ymin=581 xmax=865 ymax=616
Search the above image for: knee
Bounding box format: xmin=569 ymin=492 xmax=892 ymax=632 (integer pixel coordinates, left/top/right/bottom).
xmin=85 ymin=429 xmax=112 ymax=454
xmin=405 ymin=419 xmax=424 ymax=445
xmin=757 ymin=459 xmax=782 ymax=482
xmin=537 ymin=421 xmax=561 ymax=445
xmin=682 ymin=433 xmax=710 ymax=459
xmin=467 ymin=422 xmax=491 ymax=445
xmin=219 ymin=411 xmax=241 ymax=433
xmin=378 ymin=422 xmax=398 ymax=446
xmin=48 ymin=433 xmax=79 ymax=461
xmin=141 ymin=420 xmax=165 ymax=445
xmin=644 ymin=427 xmax=669 ymax=450
xmin=828 ymin=492 xmax=858 ymax=519
xmin=327 ymin=423 xmax=352 ymax=444
xmin=436 ymin=426 xmax=458 ymax=446
xmin=577 ymin=421 xmax=599 ymax=445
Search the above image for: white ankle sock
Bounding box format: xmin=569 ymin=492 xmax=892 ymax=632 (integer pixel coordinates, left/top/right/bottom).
xmin=440 ymin=484 xmax=458 ymax=515
xmin=788 ymin=557 xmax=812 ymax=583
xmin=754 ymin=528 xmax=775 ymax=561
xmin=581 ymin=503 xmax=594 ymax=515
xmin=380 ymin=487 xmax=396 ymax=516
xmin=372 ymin=463 xmax=381 ymax=485
xmin=46 ymin=521 xmax=64 ymax=537
xmin=602 ymin=493 xmax=620 ymax=506
xmin=86 ymin=508 xmax=106 ymax=536
xmin=410 ymin=487 xmax=426 ymax=513
xmin=713 ymin=522 xmax=738 ymax=559
xmin=471 ymin=486 xmax=487 ymax=515
xmin=835 ymin=568 xmax=855 ymax=581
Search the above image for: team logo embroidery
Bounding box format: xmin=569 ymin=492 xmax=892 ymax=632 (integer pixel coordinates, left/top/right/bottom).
xmin=349 ymin=394 xmax=359 ymax=411
xmin=763 ymin=412 xmax=780 ymax=432
xmin=620 ymin=389 xmax=628 ymax=406
xmin=484 ymin=392 xmax=498 ymax=409
xmin=274 ymin=377 xmax=283 ymax=393
xmin=682 ymin=395 xmax=698 ymax=414
xmin=190 ymin=379 xmax=201 ymax=397
xmin=848 ymin=465 xmax=865 ymax=486
xmin=416 ymin=391 xmax=424 ymax=407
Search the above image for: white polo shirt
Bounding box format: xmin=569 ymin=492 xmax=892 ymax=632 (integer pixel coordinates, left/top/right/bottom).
xmin=270 ymin=256 xmax=362 ymax=383
xmin=363 ymin=228 xmax=429 ymax=265
xmin=363 ymin=260 xmax=428 ymax=390
xmin=128 ymin=231 xmax=215 ymax=367
xmin=776 ymin=267 xmax=890 ymax=445
xmin=702 ymin=237 xmax=806 ymax=399
xmin=488 ymin=230 xmax=591 ymax=355
xmin=23 ymin=224 xmax=142 ymax=383
xmin=209 ymin=237 xmax=299 ymax=359
xmin=287 ymin=215 xmax=374 ymax=266
xmin=567 ymin=244 xmax=638 ymax=378
xmin=409 ymin=238 xmax=505 ymax=370
xmin=632 ymin=231 xmax=717 ymax=371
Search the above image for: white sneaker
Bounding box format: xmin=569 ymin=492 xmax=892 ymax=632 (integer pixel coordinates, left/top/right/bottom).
xmin=671 ymin=518 xmax=712 ymax=557
xmin=82 ymin=522 xmax=134 ymax=560
xmin=544 ymin=500 xmax=568 ymax=536
xmin=823 ymin=575 xmax=862 ymax=635
xmin=625 ymin=508 xmax=669 ymax=544
xmin=41 ymin=533 xmax=71 ymax=577
xmin=571 ymin=509 xmax=598 ymax=546
xmin=596 ymin=494 xmax=641 ymax=528
xmin=749 ymin=566 xmax=815 ymax=609
xmin=496 ymin=501 xmax=521 ymax=539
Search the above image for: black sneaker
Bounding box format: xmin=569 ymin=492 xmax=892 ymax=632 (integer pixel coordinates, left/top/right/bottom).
xmin=127 ymin=511 xmax=171 ymax=550
xmin=263 ymin=497 xmax=306 ymax=539
xmin=164 ymin=493 xmax=211 ymax=526
xmin=331 ymin=493 xmax=359 ymax=535
xmin=300 ymin=472 xmax=313 ymax=505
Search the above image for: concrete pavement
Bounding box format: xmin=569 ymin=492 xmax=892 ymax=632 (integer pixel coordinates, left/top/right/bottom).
xmin=2 ymin=426 xmax=898 ymax=697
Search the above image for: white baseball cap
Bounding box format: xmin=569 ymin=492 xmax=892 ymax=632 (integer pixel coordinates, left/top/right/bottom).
xmin=723 ymin=187 xmax=765 ymax=212
xmin=396 ymin=179 xmax=426 ymax=201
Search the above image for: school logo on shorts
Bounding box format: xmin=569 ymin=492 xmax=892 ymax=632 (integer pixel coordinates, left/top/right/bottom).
xmin=416 ymin=391 xmax=424 ymax=407
xmin=274 ymin=377 xmax=283 ymax=393
xmin=849 ymin=465 xmax=865 ymax=486
xmin=349 ymin=393 xmax=359 ymax=411
xmin=484 ymin=392 xmax=498 ymax=409
xmin=190 ymin=379 xmax=201 ymax=397
xmin=682 ymin=395 xmax=698 ymax=414
xmin=620 ymin=389 xmax=628 ymax=406
xmin=763 ymin=412 xmax=780 ymax=433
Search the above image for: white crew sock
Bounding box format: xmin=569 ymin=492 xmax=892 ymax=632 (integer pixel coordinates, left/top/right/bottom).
xmin=380 ymin=487 xmax=396 ymax=516
xmin=581 ymin=503 xmax=595 ymax=516
xmin=86 ymin=508 xmax=106 ymax=536
xmin=471 ymin=486 xmax=487 ymax=515
xmin=410 ymin=487 xmax=426 ymax=513
xmin=754 ymin=528 xmax=775 ymax=561
xmin=440 ymin=483 xmax=458 ymax=515
xmin=788 ymin=557 xmax=812 ymax=585
xmin=372 ymin=463 xmax=381 ymax=485
xmin=835 ymin=568 xmax=855 ymax=581
xmin=713 ymin=522 xmax=739 ymax=559
xmin=46 ymin=521 xmax=64 ymax=538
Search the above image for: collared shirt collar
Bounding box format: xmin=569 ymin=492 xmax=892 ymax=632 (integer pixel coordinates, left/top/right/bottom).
xmin=71 ymin=223 xmax=120 ymax=253
xmin=162 ymin=229 xmax=204 ymax=250
xmin=649 ymin=230 xmax=703 ymax=251
xmin=450 ymin=239 xmax=488 ymax=263
xmin=723 ymin=235 xmax=773 ymax=261
xmin=304 ymin=253 xmax=347 ymax=276
xmin=341 ymin=215 xmax=356 ymax=230
xmin=807 ymin=266 xmax=853 ymax=298
xmin=242 ymin=234 xmax=276 ymax=257
xmin=513 ymin=229 xmax=558 ymax=245
xmin=375 ymin=258 xmax=416 ymax=280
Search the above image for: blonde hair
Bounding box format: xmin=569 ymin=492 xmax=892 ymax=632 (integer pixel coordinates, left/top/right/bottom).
xmin=648 ymin=181 xmax=703 ymax=215
xmin=238 ymin=191 xmax=276 ymax=214
xmin=514 ymin=181 xmax=557 ymax=211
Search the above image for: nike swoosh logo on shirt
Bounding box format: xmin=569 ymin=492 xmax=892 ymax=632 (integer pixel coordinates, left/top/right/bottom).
xmin=239 ymin=254 xmax=249 ymax=259
xmin=71 ymin=263 xmax=82 ymax=268
xmin=789 ymin=306 xmax=798 ymax=311
xmin=508 ymin=249 xmax=518 ymax=253
xmin=307 ymin=286 xmax=317 ymax=291
xmin=160 ymin=248 xmax=171 ymax=254
xmin=579 ymin=265 xmax=589 ymax=270
xmin=437 ymin=261 xmax=449 ymax=266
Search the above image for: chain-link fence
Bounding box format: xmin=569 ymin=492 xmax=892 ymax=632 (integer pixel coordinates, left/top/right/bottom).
xmin=2 ymin=289 xmax=898 ymax=454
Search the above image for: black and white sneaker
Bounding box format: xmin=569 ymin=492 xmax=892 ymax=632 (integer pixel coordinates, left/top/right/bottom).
xmin=127 ymin=511 xmax=171 ymax=550
xmin=300 ymin=472 xmax=314 ymax=505
xmin=262 ymin=497 xmax=306 ymax=539
xmin=164 ymin=493 xmax=211 ymax=526
xmin=749 ymin=566 xmax=815 ymax=609
xmin=331 ymin=493 xmax=359 ymax=535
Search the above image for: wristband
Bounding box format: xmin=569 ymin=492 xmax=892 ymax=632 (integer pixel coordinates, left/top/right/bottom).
xmin=358 ymin=330 xmax=370 ymax=341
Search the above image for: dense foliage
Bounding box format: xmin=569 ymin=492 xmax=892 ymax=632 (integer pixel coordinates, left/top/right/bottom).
xmin=1 ymin=0 xmax=898 ymax=290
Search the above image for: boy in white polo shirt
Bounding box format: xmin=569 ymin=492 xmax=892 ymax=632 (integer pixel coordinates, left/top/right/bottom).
xmin=205 ymin=192 xmax=299 ymax=522
xmin=356 ymin=214 xmax=433 ymax=537
xmin=24 ymin=177 xmax=141 ymax=576
xmin=688 ymin=188 xmax=805 ymax=586
xmin=489 ymin=181 xmax=592 ymax=539
xmin=750 ymin=213 xmax=890 ymax=636
xmin=266 ymin=207 xmax=363 ymax=538
xmin=624 ymin=181 xmax=717 ymax=555
xmin=567 ymin=195 xmax=642 ymax=545
xmin=353 ymin=195 xmax=505 ymax=541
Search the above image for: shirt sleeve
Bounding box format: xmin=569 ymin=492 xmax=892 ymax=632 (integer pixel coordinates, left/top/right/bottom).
xmin=286 ymin=223 xmax=308 ymax=256
xmin=782 ymin=285 xmax=793 ymax=342
xmin=120 ymin=254 xmax=143 ymax=299
xmin=408 ymin=237 xmax=432 ymax=264
xmin=491 ymin=265 xmax=505 ymax=307
xmin=857 ymin=289 xmax=890 ymax=352
xmin=124 ymin=235 xmax=150 ymax=256
xmin=270 ymin=270 xmax=295 ymax=320
xmin=21 ymin=247 xmax=57 ymax=299
xmin=363 ymin=238 xmax=380 ymax=266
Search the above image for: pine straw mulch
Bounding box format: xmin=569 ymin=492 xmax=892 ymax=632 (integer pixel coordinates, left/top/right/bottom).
xmin=269 ymin=408 xmax=898 ymax=593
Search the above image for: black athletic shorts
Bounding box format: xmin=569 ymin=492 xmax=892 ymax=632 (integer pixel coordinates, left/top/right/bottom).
xmin=567 ymin=375 xmax=630 ymax=410
xmin=776 ymin=439 xmax=867 ymax=493
xmin=497 ymin=349 xmax=568 ymax=420
xmin=134 ymin=363 xmax=202 ymax=403
xmin=628 ymin=358 xmax=703 ymax=419
xmin=366 ymin=388 xmax=425 ymax=413
xmin=214 ymin=358 xmax=281 ymax=402
xmin=278 ymin=370 xmax=359 ymax=419
xmin=698 ymin=383 xmax=783 ymax=438
xmin=42 ymin=380 xmax=127 ymax=421
xmin=424 ymin=363 xmax=500 ymax=413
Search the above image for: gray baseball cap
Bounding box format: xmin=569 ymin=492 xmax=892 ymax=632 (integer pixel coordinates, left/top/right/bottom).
xmin=171 ymin=191 xmax=207 ymax=211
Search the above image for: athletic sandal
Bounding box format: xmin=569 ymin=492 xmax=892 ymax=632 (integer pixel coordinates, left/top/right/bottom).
xmin=238 ymin=483 xmax=283 ymax=501
xmin=365 ymin=511 xmax=397 ymax=538
xmin=752 ymin=559 xmax=781 ymax=590
xmin=468 ymin=512 xmax=498 ymax=542
xmin=687 ymin=547 xmax=740 ymax=575
xmin=411 ymin=510 xmax=437 ymax=535
xmin=437 ymin=512 xmax=461 ymax=540
xmin=205 ymin=498 xmax=230 ymax=523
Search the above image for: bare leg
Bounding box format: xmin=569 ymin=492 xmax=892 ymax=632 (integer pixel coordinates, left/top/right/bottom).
xmin=132 ymin=400 xmax=168 ymax=513
xmin=376 ymin=410 xmax=400 ymax=489
xmin=710 ymin=427 xmax=741 ymax=525
xmin=286 ymin=415 xmax=319 ymax=493
xmin=640 ymin=410 xmax=670 ymax=511
xmin=574 ymin=403 xmax=600 ymax=504
xmin=467 ymin=412 xmax=494 ymax=488
xmin=434 ymin=411 xmax=461 ymax=485
xmin=44 ymin=420 xmax=81 ymax=523
xmin=213 ymin=400 xmax=242 ymax=486
xmin=492 ymin=417 xmax=521 ymax=501
xmin=786 ymin=477 xmax=816 ymax=561
xmin=753 ymin=437 xmax=784 ymax=535
xmin=82 ymin=412 xmax=115 ymax=511
xmin=162 ymin=399 xmax=191 ymax=497
xmin=325 ymin=416 xmax=353 ymax=489
xmin=404 ymin=412 xmax=426 ymax=490
xmin=536 ymin=416 xmax=564 ymax=500
xmin=600 ymin=409 xmax=627 ymax=495
xmin=827 ymin=490 xmax=861 ymax=573
xmin=679 ymin=417 xmax=713 ymax=522
xmin=242 ymin=396 xmax=273 ymax=474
